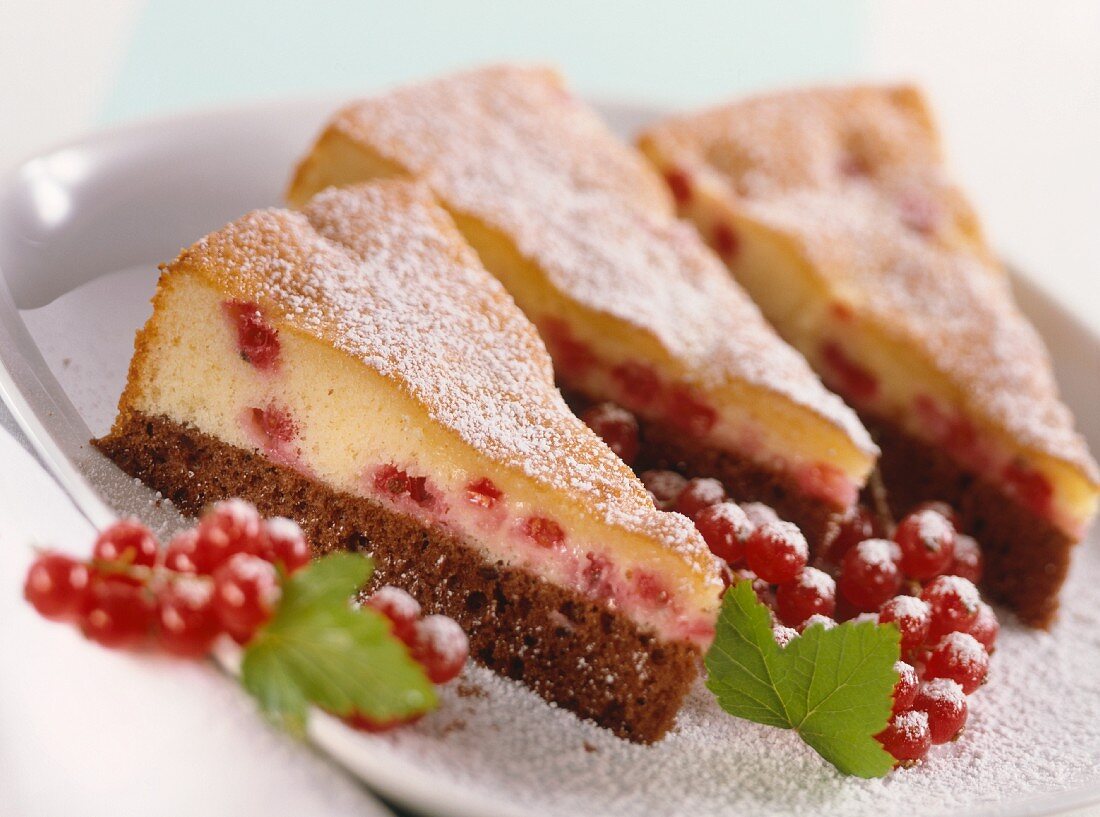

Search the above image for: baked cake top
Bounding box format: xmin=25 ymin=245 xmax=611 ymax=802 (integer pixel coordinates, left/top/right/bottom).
xmin=308 ymin=64 xmax=876 ymax=457
xmin=640 ymin=85 xmax=1097 ymax=483
xmin=169 ymin=179 xmax=718 ymax=570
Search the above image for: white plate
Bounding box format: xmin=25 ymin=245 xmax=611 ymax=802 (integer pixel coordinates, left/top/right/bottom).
xmin=1 ymin=97 xmax=1099 ymax=817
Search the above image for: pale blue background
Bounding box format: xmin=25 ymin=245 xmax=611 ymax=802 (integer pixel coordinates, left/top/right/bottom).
xmin=102 ymin=0 xmax=865 ymax=121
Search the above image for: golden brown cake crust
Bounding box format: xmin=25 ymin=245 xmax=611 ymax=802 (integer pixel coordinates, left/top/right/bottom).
xmin=95 ymin=412 xmax=700 ymax=743
xmin=289 ymin=66 xmax=875 ymax=458
xmin=640 ymin=85 xmax=1097 ymax=484
xmin=153 ymin=180 xmax=716 ymax=572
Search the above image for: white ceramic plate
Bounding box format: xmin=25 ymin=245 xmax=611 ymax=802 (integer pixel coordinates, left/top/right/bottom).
xmin=2 ymin=98 xmax=1099 ymax=817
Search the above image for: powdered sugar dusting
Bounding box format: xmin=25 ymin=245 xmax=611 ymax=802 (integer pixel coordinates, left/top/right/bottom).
xmin=643 ymin=85 xmax=1097 ymax=481
xmin=325 ymin=65 xmax=874 ymax=456
xmin=177 ymin=181 xmax=718 ymax=589
xmin=334 ymin=537 xmax=1100 ymax=817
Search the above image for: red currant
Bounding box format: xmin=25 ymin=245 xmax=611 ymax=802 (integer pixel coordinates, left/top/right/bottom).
xmin=79 ymin=575 xmax=156 ymax=649
xmin=967 ymin=601 xmax=999 ymax=651
xmin=876 ymin=710 xmax=931 ymax=764
xmin=465 ymin=477 xmax=503 ymax=510
xmin=164 ymin=529 xmax=201 ymax=573
xmin=739 ymin=503 xmax=780 ymax=529
xmin=950 ymin=534 xmax=984 ymax=584
xmin=211 ymin=553 xmax=280 ymax=643
xmin=193 ymin=500 xmax=265 ymax=573
xmin=640 ymin=470 xmax=688 ymax=510
xmin=675 ymin=478 xmax=726 ymax=519
xmin=156 ymin=575 xmax=220 ymax=657
xmin=694 ymin=502 xmax=752 ymax=565
xmin=581 ymin=402 xmax=640 ymax=465
xmin=822 ymin=505 xmax=877 ymax=565
xmin=921 ymin=575 xmax=980 ymax=640
xmin=912 ymin=501 xmax=961 ymax=530
xmin=801 ymin=614 xmax=837 ymax=631
xmin=522 ymin=516 xmax=565 ymax=549
xmin=745 ymin=521 xmax=808 ymax=584
xmin=93 ymin=518 xmax=159 ymax=569
xmin=775 ymin=567 xmax=836 ymax=627
xmin=925 ymin=631 xmax=990 ymax=693
xmin=913 ymin=678 xmax=968 ymax=744
xmin=258 ymin=517 xmax=311 ymax=574
xmin=892 ymin=660 xmax=919 ymax=713
xmin=772 ymin=625 xmax=799 ymax=647
xmin=24 ymin=552 xmax=92 ymax=621
xmin=366 ymin=585 xmax=422 ymax=644
xmin=878 ymin=595 xmax=931 ymax=654
xmin=410 ymin=615 xmax=469 ymax=684
xmin=894 ymin=509 xmax=956 ymax=580
xmin=223 ymin=300 xmax=280 ymax=371
xmin=838 ymin=539 xmax=901 ymax=612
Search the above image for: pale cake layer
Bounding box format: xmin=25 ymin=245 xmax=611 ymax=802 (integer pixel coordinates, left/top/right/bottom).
xmin=112 ymin=181 xmax=722 ymax=645
xmin=639 ymin=85 xmax=1099 ymax=536
xmin=286 ymin=65 xmax=878 ymax=507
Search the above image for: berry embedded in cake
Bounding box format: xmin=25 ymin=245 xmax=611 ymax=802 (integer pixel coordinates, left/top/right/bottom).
xmin=639 ymin=85 xmax=1099 ymax=626
xmin=286 ymin=64 xmax=879 ymax=547
xmin=94 ymin=180 xmax=724 ymax=743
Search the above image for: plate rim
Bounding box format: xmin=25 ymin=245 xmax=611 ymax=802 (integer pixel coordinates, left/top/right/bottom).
xmin=1 ymin=94 xmax=1099 ymax=817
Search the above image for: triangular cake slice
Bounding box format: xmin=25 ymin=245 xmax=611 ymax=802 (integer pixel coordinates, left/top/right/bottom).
xmin=287 ymin=65 xmax=878 ymax=546
xmin=638 ymin=85 xmax=1099 ymax=626
xmin=95 ymin=180 xmax=723 ymax=742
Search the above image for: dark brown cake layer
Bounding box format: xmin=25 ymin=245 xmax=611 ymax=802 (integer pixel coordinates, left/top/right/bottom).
xmin=868 ymin=416 xmax=1073 ymax=628
xmin=94 ymin=411 xmax=700 ymax=743
xmin=560 ymin=387 xmax=844 ymax=547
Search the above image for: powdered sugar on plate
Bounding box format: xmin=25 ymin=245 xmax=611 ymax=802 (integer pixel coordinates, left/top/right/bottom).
xmin=343 ymin=537 xmax=1100 ymax=817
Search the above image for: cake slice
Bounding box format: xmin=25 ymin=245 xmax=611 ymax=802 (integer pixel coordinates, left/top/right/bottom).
xmin=638 ymin=85 xmax=1100 ymax=626
xmin=94 ymin=180 xmax=724 ymax=742
xmin=286 ymin=65 xmax=878 ymax=546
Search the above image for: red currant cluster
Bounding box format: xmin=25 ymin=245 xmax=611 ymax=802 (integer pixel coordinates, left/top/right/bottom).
xmin=639 ymin=466 xmax=998 ymax=767
xmin=23 ymin=500 xmax=308 ymax=655
xmin=349 ymin=586 xmax=470 ymax=732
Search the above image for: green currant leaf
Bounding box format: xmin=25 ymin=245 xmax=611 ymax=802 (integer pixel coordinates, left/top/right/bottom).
xmin=240 ymin=553 xmax=437 ymax=734
xmin=705 ymin=581 xmax=900 ymax=778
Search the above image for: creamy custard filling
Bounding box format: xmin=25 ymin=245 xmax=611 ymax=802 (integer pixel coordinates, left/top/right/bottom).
xmin=125 ymin=273 xmax=719 ymax=646
xmin=538 ymin=316 xmax=869 ymax=508
xmin=658 ymin=162 xmax=1097 ymax=536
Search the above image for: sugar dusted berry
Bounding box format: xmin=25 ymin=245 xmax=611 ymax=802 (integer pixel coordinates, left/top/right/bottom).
xmin=878 ymin=595 xmax=931 ymax=654
xmin=640 ymin=470 xmax=688 ymax=510
xmin=24 ymin=552 xmax=92 ymax=621
xmin=366 ymin=585 xmax=421 ymax=645
xmin=892 ymin=660 xmax=919 ymax=713
xmin=694 ymin=501 xmax=752 ymax=565
xmin=79 ymin=575 xmax=155 ymax=649
xmin=823 ymin=505 xmax=876 ymax=565
xmin=410 ymin=614 xmax=469 ymax=684
xmin=921 ymin=575 xmax=981 ymax=640
xmin=913 ymin=678 xmax=968 ymax=744
xmin=193 ymin=499 xmax=265 ymax=573
xmin=157 ymin=575 xmax=220 ymax=657
xmin=745 ymin=521 xmax=808 ymax=584
xmin=212 ymin=553 xmax=280 ymax=643
xmin=93 ymin=518 xmax=159 ymax=569
xmin=258 ymin=517 xmax=311 ymax=574
xmin=967 ymin=601 xmax=999 ymax=651
xmin=838 ymin=539 xmax=901 ymax=612
xmin=876 ymin=710 xmax=931 ymax=764
xmin=801 ymin=614 xmax=836 ymax=631
xmin=775 ymin=567 xmax=835 ymax=627
xmin=772 ymin=625 xmax=799 ymax=647
xmin=675 ymin=477 xmax=726 ymax=519
xmin=739 ymin=502 xmax=780 ymax=530
xmin=912 ymin=500 xmax=960 ymax=530
xmin=581 ymin=402 xmax=640 ymax=465
xmin=950 ymin=534 xmax=984 ymax=584
xmin=894 ymin=509 xmax=956 ymax=580
xmin=925 ymin=631 xmax=989 ymax=693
